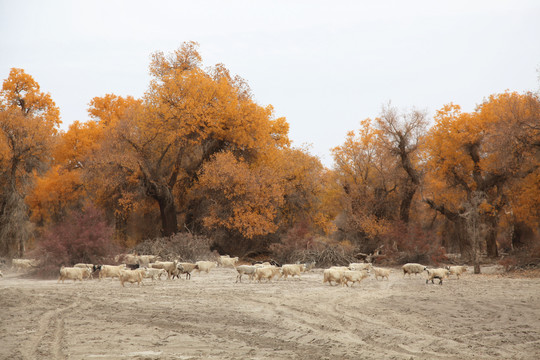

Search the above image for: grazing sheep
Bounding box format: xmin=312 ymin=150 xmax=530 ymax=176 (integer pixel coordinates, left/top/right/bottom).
xmin=58 ymin=266 xmax=90 ymax=283
xmin=99 ymin=264 xmax=127 ymax=280
xmin=254 ymin=266 xmax=281 ymax=283
xmin=149 ymin=261 xmax=178 ymax=280
xmin=446 ymin=265 xmax=468 ymax=279
xmin=323 ymin=268 xmax=346 ymax=286
xmin=342 ymin=270 xmax=370 ymax=287
xmin=195 ymin=261 xmax=217 ymax=274
xmin=235 ymin=265 xmax=259 ymax=283
xmin=176 ymin=262 xmax=199 ymax=280
xmin=402 ymin=263 xmax=426 ymax=278
xmin=349 ymin=263 xmax=372 ymax=271
xmin=425 ymin=268 xmax=451 ymax=285
xmin=119 ymin=269 xmax=144 ymax=287
xmin=220 ymin=256 xmax=239 ymax=268
xmin=0 ymin=270 xmax=3 ymax=277
xmin=280 ymin=264 xmax=306 ymax=280
xmin=373 ymin=267 xmax=391 ymax=280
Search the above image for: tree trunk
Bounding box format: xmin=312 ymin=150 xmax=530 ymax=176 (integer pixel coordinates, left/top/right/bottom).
xmin=484 ymin=215 xmax=499 ymax=258
xmin=455 ymin=217 xmax=474 ymax=262
xmin=157 ymin=187 xmax=178 ymax=237
xmin=399 ymin=185 xmax=416 ymax=223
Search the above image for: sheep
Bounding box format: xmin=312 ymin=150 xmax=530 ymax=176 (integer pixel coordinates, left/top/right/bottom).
xmin=235 ymin=265 xmax=258 ymax=283
xmin=446 ymin=265 xmax=468 ymax=279
xmin=323 ymin=268 xmax=346 ymax=286
xmin=373 ymin=267 xmax=391 ymax=280
xmin=143 ymin=268 xmax=167 ymax=281
xmin=74 ymin=263 xmax=99 ymax=279
xmin=11 ymin=259 xmax=38 ymax=272
xmin=119 ymin=269 xmax=145 ymax=287
xmin=425 ymin=267 xmax=451 ymax=285
xmin=402 ymin=263 xmax=426 ymax=278
xmin=254 ymin=266 xmax=281 ymax=283
xmin=0 ymin=270 xmax=3 ymax=277
xmin=280 ymin=264 xmax=306 ymax=280
xmin=176 ymin=262 xmax=199 ymax=280
xmin=58 ymin=266 xmax=90 ymax=283
xmin=99 ymin=264 xmax=127 ymax=280
xmin=137 ymin=255 xmax=159 ymax=267
xmin=342 ymin=270 xmax=370 ymax=287
xmin=349 ymin=262 xmax=372 ymax=271
xmin=149 ymin=261 xmax=178 ymax=279
xmin=195 ymin=261 xmax=217 ymax=274
xmin=219 ymin=256 xmax=239 ymax=268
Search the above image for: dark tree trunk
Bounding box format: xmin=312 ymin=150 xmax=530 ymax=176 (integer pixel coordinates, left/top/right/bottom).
xmin=484 ymin=215 xmax=499 ymax=258
xmin=157 ymin=190 xmax=178 ymax=237
xmin=455 ymin=217 xmax=474 ymax=262
xmin=511 ymin=221 xmax=532 ymax=250
xmin=399 ymin=185 xmax=416 ymax=223
xmin=424 ymin=199 xmax=474 ymax=261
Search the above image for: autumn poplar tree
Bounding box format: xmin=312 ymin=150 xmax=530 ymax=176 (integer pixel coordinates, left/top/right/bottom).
xmin=422 ymin=92 xmax=540 ymax=269
xmin=0 ymin=68 xmax=60 ymax=256
xmin=88 ymin=42 xmax=289 ymax=238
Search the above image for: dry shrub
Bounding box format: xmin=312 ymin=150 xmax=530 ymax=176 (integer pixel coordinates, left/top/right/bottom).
xmin=499 ymin=239 xmax=540 ymax=271
xmin=132 ymin=233 xmax=215 ymax=262
xmin=30 ymin=204 xmax=117 ymax=278
xmin=269 ymin=223 xmax=313 ymax=264
xmin=381 ymin=222 xmax=448 ymax=265
xmin=270 ymin=228 xmax=356 ymax=268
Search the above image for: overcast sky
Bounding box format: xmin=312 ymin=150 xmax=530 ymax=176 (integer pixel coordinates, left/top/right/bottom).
xmin=1 ymin=0 xmax=539 ymax=166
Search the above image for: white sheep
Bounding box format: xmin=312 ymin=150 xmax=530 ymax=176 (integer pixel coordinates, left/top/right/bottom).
xmin=195 ymin=261 xmax=217 ymax=274
xmin=425 ymin=267 xmax=451 ymax=285
xmin=349 ymin=263 xmax=372 ymax=271
xmin=342 ymin=270 xmax=370 ymax=287
xmin=254 ymin=266 xmax=281 ymax=283
xmin=323 ymin=268 xmax=346 ymax=286
xmin=446 ymin=265 xmax=468 ymax=279
xmin=220 ymin=256 xmax=239 ymax=268
xmin=0 ymin=270 xmax=3 ymax=277
xmin=280 ymin=264 xmax=306 ymax=280
xmin=12 ymin=258 xmax=38 ymax=272
xmin=137 ymin=255 xmax=159 ymax=267
xmin=143 ymin=268 xmax=167 ymax=281
xmin=119 ymin=269 xmax=145 ymax=287
xmin=99 ymin=264 xmax=127 ymax=280
xmin=235 ymin=265 xmax=258 ymax=283
xmin=149 ymin=261 xmax=178 ymax=279
xmin=58 ymin=266 xmax=90 ymax=283
xmin=402 ymin=263 xmax=426 ymax=278
xmin=176 ymin=262 xmax=199 ymax=280
xmin=373 ymin=267 xmax=391 ymax=280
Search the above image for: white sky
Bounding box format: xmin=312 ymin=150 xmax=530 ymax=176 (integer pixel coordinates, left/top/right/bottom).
xmin=1 ymin=0 xmax=539 ymax=167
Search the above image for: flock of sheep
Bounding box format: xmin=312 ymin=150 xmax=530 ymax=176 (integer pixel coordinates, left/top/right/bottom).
xmin=3 ymin=255 xmax=468 ymax=287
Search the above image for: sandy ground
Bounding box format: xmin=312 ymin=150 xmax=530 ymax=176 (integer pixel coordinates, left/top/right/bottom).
xmin=1 ymin=265 xmax=539 ymax=360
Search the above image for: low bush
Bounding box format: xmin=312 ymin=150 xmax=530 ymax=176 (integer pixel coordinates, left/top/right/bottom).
xmin=31 ymin=204 xmax=117 ymax=278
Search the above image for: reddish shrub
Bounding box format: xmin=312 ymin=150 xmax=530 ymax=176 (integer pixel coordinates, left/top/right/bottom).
xmin=31 ymin=204 xmax=117 ymax=278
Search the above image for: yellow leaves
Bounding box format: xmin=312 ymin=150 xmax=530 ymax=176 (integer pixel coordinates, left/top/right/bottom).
xmin=27 ymin=165 xmax=85 ymax=224
xmin=198 ymin=151 xmax=284 ymax=238
xmin=0 ymin=68 xmax=60 ymax=131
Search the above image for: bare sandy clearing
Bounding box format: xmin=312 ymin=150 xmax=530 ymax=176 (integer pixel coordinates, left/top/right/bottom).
xmin=1 ymin=267 xmax=539 ymax=360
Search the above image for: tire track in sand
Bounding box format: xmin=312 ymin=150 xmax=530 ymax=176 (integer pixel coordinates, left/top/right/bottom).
xmin=21 ymin=296 xmax=80 ymax=360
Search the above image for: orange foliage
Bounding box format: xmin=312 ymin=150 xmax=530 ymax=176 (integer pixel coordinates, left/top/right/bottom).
xmin=197 ymin=151 xmax=284 ymax=238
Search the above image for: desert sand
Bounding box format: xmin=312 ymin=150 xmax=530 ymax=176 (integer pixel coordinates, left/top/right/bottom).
xmin=1 ymin=265 xmax=539 ymax=360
